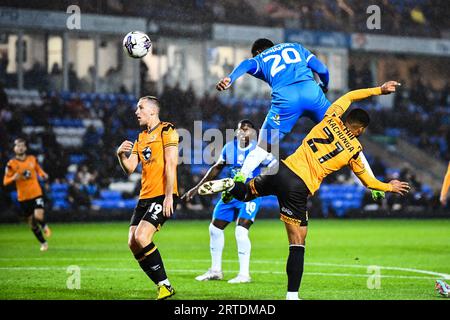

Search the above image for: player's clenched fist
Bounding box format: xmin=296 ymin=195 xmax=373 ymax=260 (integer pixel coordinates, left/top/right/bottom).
xmin=388 ymin=180 xmax=411 ymax=195
xmin=381 ymin=81 xmax=401 ymax=94
xmin=117 ymin=140 xmax=134 ymax=156
xmin=216 ymin=77 xmax=231 ymax=91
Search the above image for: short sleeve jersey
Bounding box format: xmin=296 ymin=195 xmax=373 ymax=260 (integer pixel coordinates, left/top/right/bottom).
xmin=132 ymin=122 xmax=179 ymax=199
xmin=4 ymin=155 xmax=44 ymax=201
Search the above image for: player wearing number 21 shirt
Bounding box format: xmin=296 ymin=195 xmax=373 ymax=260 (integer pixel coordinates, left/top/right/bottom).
xmin=116 ymin=96 xmax=179 ymax=300
xmin=198 ymin=81 xmax=411 ymax=300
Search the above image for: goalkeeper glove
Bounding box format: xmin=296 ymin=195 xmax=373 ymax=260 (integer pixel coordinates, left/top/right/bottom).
xmin=371 ymin=189 xmax=385 ymax=201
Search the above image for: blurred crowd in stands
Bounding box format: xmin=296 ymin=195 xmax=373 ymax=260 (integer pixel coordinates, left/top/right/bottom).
xmin=3 ymin=0 xmax=449 ymax=38
xmin=348 ymin=64 xmax=450 ymax=162
xmin=0 ymin=53 xmax=132 ymax=95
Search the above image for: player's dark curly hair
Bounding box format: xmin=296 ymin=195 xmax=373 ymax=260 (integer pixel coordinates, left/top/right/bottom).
xmin=238 ymin=119 xmax=255 ymax=128
xmin=345 ymin=108 xmax=370 ymax=127
xmin=251 ymin=38 xmax=275 ymax=57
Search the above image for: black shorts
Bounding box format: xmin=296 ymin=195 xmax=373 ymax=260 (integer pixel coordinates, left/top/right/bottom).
xmin=250 ymin=162 xmax=310 ymax=226
xmin=130 ymin=195 xmax=179 ymax=229
xmin=19 ymin=196 xmax=45 ymax=217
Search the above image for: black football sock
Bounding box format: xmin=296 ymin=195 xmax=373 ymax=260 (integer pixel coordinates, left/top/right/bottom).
xmin=31 ymin=219 xmax=46 ymax=244
xmin=229 ymin=181 xmax=248 ymax=201
xmin=135 ymin=243 xmax=169 ymax=285
xmin=37 ymin=218 xmax=47 ymax=229
xmin=286 ymin=245 xmax=305 ymax=292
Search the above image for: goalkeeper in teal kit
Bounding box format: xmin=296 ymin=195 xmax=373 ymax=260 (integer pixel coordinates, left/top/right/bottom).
xmin=216 ymin=38 xmax=384 ymax=201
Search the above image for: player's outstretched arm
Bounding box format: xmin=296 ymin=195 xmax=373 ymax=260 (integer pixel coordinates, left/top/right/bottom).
xmin=216 ymin=59 xmax=258 ymax=91
xmin=349 ymin=154 xmax=409 ymax=194
xmin=354 ymin=168 xmax=410 ymax=195
xmin=116 ymin=140 xmax=139 ymax=175
xmin=181 ymin=161 xmax=226 ymax=202
xmin=327 ymin=81 xmax=401 ymax=117
xmin=440 ymin=163 xmax=450 ymax=206
xmin=353 ymin=152 xmax=385 ymax=201
xmin=387 ymin=180 xmax=411 ymax=196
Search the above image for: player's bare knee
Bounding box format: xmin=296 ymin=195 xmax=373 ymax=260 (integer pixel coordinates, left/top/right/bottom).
xmin=289 ymin=234 xmax=306 ymax=246
xmin=134 ymin=229 xmax=152 ymax=247
xmin=127 ymin=236 xmax=138 ymax=250
xmin=34 ymin=209 xmax=44 ymax=221
xmin=212 ymin=219 xmax=228 ymax=230
xmin=285 ymin=224 xmax=307 ymax=245
xmin=237 ymin=218 xmax=253 ymax=230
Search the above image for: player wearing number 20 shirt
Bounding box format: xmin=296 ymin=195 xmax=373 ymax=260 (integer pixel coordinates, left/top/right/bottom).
xmin=221 ymin=39 xmax=330 ymax=147
xmin=216 ymin=39 xmax=332 ymax=195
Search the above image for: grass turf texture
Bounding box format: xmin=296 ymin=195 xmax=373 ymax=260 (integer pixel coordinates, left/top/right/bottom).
xmin=0 ymin=219 xmax=449 ymax=300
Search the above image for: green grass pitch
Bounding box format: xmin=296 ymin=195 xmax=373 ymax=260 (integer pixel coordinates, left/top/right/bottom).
xmin=0 ymin=219 xmax=449 ymax=300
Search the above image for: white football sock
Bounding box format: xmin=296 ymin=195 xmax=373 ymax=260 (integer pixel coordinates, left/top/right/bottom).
xmin=235 ymin=225 xmax=251 ymax=277
xmin=240 ymin=146 xmax=270 ymax=178
xmin=209 ymin=223 xmax=224 ymax=272
xmin=158 ymin=279 xmax=171 ymax=287
xmin=286 ymin=291 xmax=299 ymax=300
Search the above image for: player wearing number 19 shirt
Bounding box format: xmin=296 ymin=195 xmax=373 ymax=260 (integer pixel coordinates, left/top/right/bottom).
xmin=117 ymin=96 xmax=179 ymax=300
xmin=198 ymin=82 xmax=411 ymax=300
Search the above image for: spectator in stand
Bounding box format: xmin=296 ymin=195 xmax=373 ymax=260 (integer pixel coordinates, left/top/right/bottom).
xmin=68 ymin=63 xmax=79 ymax=92
xmin=25 ymin=62 xmax=48 ymax=91
xmin=67 ymin=181 xmax=91 ymax=210
xmin=440 ymin=82 xmax=448 ymax=106
xmin=82 ymin=125 xmax=102 ymax=151
xmin=0 ymin=51 xmax=8 ymax=84
xmin=75 ymin=164 xmax=99 ymax=200
xmin=50 ymin=63 xmax=62 ymax=76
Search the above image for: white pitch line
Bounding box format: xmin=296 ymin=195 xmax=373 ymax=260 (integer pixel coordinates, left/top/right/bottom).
xmin=305 ymin=262 xmax=450 ymax=280
xmin=0 ymin=266 xmax=439 ymax=280
xmin=1 ymin=257 xmax=449 ymax=279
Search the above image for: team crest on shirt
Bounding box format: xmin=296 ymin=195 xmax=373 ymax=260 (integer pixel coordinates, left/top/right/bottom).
xmin=271 ymin=114 xmax=280 ymax=126
xmin=142 ymin=147 xmax=152 ymax=161
xmin=23 ymin=170 xmax=31 ymax=179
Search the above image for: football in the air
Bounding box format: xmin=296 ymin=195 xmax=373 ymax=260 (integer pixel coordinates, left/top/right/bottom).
xmin=123 ymin=31 xmax=152 ymax=58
